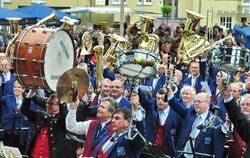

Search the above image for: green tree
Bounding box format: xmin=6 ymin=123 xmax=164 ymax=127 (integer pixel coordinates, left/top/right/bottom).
xmin=161 ymin=5 xmax=172 ymax=25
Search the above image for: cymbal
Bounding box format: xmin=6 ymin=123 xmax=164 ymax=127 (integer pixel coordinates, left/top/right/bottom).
xmin=56 ymin=68 xmax=89 ymax=103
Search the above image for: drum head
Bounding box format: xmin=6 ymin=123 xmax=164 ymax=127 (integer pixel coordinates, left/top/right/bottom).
xmin=117 ymin=49 xmax=157 ymax=79
xmin=44 ymin=29 xmax=75 ymax=91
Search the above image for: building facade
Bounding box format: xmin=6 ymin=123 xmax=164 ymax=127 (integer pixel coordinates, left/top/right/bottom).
xmin=177 ymin=0 xmax=250 ymax=30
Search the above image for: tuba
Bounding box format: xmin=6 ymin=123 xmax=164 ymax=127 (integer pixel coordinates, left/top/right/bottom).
xmin=5 ymin=17 xmax=21 ymax=60
xmin=177 ymin=10 xmax=208 ymax=64
xmin=139 ymin=15 xmax=160 ymax=54
xmin=178 ymin=10 xmax=234 ymax=65
xmin=104 ymin=34 xmax=131 ymax=70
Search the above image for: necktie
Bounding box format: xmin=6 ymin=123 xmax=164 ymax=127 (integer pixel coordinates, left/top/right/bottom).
xmin=102 ymin=134 xmax=117 ymax=153
xmin=184 ymin=116 xmax=203 ymax=158
xmin=96 ymin=124 xmax=102 ymax=139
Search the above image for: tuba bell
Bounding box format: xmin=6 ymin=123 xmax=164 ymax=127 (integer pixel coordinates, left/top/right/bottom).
xmin=5 ymin=17 xmax=21 ymax=60
xmin=36 ymin=11 xmax=58 ymax=26
xmin=61 ymin=16 xmax=77 ymax=34
xmin=138 ymin=15 xmax=160 ymax=54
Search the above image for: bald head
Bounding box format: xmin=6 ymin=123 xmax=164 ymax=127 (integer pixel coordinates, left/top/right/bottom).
xmin=194 ymin=92 xmax=210 ymax=115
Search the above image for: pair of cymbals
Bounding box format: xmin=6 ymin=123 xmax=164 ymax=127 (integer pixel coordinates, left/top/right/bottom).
xmin=56 ymin=67 xmax=89 ymax=103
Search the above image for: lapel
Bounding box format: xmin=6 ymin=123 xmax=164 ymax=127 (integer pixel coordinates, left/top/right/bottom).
xmin=185 ymin=111 xmax=197 ymax=138
xmin=92 ymin=121 xmax=111 ymax=147
xmin=94 ymin=135 xmax=110 ymax=156
xmin=10 ymin=96 xmax=17 ymax=112
xmin=164 ymin=109 xmax=172 ymax=131
xmin=106 ymin=134 xmax=125 ymax=157
xmin=194 ymin=112 xmax=212 ymax=147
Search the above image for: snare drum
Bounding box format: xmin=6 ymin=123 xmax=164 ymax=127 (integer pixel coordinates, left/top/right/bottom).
xmin=209 ymin=45 xmax=249 ymax=72
xmin=117 ymin=49 xmax=158 ymax=79
xmin=13 ymin=26 xmax=75 ymax=91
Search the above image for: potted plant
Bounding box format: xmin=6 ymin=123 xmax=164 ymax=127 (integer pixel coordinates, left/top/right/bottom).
xmin=161 ymin=5 xmax=172 ymax=25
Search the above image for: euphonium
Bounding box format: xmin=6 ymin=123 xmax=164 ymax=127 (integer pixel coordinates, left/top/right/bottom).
xmin=36 ymin=11 xmax=58 ymax=26
xmin=81 ymin=31 xmax=92 ymax=56
xmin=104 ymin=34 xmax=131 ymax=70
xmin=139 ymin=15 xmax=160 ymax=54
xmin=94 ymin=45 xmax=104 ymax=89
xmin=5 ymin=17 xmax=21 ymax=60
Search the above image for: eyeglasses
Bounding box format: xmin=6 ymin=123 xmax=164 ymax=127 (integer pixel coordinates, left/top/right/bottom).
xmin=194 ymin=100 xmax=207 ymax=104
xmin=241 ymin=103 xmax=250 ymax=107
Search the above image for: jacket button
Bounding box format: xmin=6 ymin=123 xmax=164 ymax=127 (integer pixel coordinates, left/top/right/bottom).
xmin=52 ymin=147 xmax=56 ymax=150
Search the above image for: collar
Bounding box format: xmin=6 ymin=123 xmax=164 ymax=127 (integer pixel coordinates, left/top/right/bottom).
xmin=100 ymin=120 xmax=111 ymax=129
xmin=197 ymin=111 xmax=208 ymax=120
xmin=158 ymin=106 xmax=170 ymax=114
xmin=114 ymin=95 xmax=123 ymax=103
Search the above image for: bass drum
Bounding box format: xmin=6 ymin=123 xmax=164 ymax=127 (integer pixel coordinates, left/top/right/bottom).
xmin=116 ymin=49 xmax=157 ymax=79
xmin=13 ymin=26 xmax=75 ymax=91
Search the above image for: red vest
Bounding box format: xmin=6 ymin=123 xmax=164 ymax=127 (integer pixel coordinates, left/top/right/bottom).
xmin=31 ymin=126 xmax=51 ymax=158
xmin=97 ymin=141 xmax=110 ymax=158
xmin=155 ymin=119 xmax=164 ymax=150
xmin=82 ymin=120 xmax=113 ymax=157
xmin=227 ymin=130 xmax=246 ymax=158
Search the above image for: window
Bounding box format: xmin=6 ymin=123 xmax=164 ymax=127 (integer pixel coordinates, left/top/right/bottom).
xmin=220 ymin=17 xmax=232 ymax=29
xmin=112 ymin=0 xmax=127 ymax=4
xmin=242 ymin=0 xmax=250 ymax=5
xmin=137 ymin=0 xmax=152 ymax=5
xmin=32 ymin=0 xmax=46 ymax=3
xmin=96 ymin=0 xmax=105 ymax=5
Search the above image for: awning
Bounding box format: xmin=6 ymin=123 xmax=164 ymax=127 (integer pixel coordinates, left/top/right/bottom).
xmin=62 ymin=7 xmax=161 ymax=15
xmin=15 ymin=4 xmax=81 ymax=24
xmin=0 ymin=7 xmax=37 ymax=25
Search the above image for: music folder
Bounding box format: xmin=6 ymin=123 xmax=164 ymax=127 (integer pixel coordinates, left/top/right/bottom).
xmin=1 ymin=145 xmax=23 ymax=158
xmin=2 ymin=113 xmax=23 ymax=131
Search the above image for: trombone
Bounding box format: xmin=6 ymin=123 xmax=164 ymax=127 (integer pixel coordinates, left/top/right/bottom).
xmin=206 ymin=7 xmax=214 ymax=41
